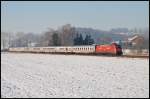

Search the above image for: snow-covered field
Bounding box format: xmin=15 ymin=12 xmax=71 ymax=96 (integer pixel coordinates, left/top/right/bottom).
xmin=1 ymin=52 xmax=149 ymax=98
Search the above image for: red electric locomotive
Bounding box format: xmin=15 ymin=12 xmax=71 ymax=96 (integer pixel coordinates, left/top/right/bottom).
xmin=95 ymin=43 xmax=122 ymax=55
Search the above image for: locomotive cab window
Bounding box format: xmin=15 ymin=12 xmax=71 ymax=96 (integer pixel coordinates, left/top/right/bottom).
xmin=117 ymin=45 xmax=121 ymax=48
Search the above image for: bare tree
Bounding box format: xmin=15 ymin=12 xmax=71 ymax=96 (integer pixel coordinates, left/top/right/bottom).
xmin=60 ymin=24 xmax=76 ymax=46
xmin=1 ymin=32 xmax=13 ymax=49
xmin=39 ymin=28 xmax=54 ymax=46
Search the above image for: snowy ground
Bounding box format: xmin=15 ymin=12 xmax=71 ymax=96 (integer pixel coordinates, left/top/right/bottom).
xmin=1 ymin=52 xmax=149 ymax=98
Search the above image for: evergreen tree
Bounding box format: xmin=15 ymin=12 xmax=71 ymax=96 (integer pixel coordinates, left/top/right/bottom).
xmin=79 ymin=34 xmax=83 ymax=45
xmin=84 ymin=34 xmax=94 ymax=45
xmin=84 ymin=35 xmax=89 ymax=45
xmin=74 ymin=33 xmax=95 ymax=45
xmin=52 ymin=33 xmax=61 ymax=46
xmin=73 ymin=33 xmax=79 ymax=45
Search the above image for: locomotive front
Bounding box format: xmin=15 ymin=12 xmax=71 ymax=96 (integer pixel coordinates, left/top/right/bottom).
xmin=112 ymin=43 xmax=123 ymax=55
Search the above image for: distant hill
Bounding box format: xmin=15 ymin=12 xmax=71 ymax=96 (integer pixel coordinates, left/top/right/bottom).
xmin=110 ymin=28 xmax=129 ymax=33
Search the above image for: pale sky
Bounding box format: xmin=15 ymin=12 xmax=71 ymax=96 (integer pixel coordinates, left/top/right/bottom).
xmin=1 ymin=1 xmax=149 ymax=33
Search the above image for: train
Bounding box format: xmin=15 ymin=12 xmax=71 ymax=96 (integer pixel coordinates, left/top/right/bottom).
xmin=8 ymin=43 xmax=123 ymax=56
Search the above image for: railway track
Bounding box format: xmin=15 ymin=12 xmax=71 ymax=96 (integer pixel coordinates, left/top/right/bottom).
xmin=6 ymin=51 xmax=149 ymax=59
xmin=122 ymin=55 xmax=149 ymax=58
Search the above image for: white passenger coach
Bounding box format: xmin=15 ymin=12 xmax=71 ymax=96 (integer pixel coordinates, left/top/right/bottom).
xmin=9 ymin=45 xmax=96 ymax=54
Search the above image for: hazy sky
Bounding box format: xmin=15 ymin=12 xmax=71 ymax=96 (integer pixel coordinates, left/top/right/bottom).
xmin=1 ymin=1 xmax=149 ymax=33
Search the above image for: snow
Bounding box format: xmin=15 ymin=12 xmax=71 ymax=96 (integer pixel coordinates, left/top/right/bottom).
xmin=1 ymin=52 xmax=149 ymax=98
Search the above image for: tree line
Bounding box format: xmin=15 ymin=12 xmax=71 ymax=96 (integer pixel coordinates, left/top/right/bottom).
xmin=73 ymin=33 xmax=94 ymax=45
xmin=1 ymin=24 xmax=95 ymax=49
